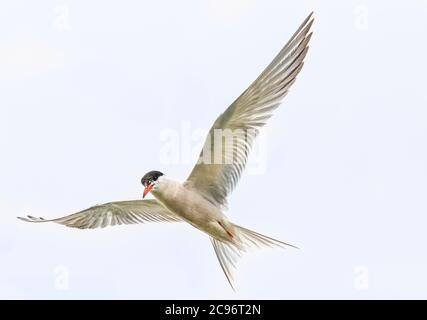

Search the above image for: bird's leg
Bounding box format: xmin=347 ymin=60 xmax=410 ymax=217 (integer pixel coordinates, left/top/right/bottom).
xmin=218 ymin=221 xmax=234 ymax=239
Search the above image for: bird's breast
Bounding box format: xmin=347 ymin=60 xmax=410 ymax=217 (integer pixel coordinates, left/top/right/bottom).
xmin=151 ymin=180 xmax=222 ymax=226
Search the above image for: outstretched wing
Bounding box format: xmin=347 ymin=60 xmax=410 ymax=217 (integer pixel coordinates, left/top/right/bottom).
xmin=18 ymin=199 xmax=180 ymax=229
xmin=185 ymin=13 xmax=314 ymax=209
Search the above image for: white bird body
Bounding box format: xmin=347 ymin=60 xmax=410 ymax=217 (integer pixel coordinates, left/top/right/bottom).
xmin=19 ymin=12 xmax=314 ymax=289
xmin=151 ymin=176 xmax=235 ymax=243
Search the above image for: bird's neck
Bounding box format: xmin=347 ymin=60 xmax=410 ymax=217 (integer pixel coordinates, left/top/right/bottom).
xmin=151 ymin=176 xmax=181 ymax=201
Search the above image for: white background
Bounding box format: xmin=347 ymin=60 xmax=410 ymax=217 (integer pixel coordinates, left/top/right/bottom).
xmin=1 ymin=0 xmax=426 ymax=299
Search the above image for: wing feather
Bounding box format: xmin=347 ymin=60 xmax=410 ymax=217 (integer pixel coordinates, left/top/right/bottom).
xmin=185 ymin=13 xmax=314 ymax=208
xmin=17 ymin=199 xmax=180 ymax=229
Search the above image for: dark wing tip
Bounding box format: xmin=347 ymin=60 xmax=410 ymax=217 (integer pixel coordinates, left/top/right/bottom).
xmin=17 ymin=215 xmax=49 ymax=223
xmin=283 ymin=242 xmax=300 ymax=250
xmin=303 ymin=12 xmax=315 ymax=27
xmin=305 ymin=18 xmax=315 ymax=33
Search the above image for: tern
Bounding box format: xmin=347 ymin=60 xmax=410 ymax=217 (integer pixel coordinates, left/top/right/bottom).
xmin=19 ymin=12 xmax=314 ymax=289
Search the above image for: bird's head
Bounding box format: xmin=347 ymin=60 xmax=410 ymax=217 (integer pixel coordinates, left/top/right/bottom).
xmin=141 ymin=170 xmax=164 ymax=198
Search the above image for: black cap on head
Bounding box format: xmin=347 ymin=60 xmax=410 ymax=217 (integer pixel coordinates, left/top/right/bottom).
xmin=141 ymin=170 xmax=164 ymax=186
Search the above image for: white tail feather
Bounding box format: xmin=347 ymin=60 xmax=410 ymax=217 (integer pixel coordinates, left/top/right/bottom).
xmin=210 ymin=223 xmax=297 ymax=290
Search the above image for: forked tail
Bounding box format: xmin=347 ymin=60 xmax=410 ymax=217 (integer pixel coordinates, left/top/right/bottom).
xmin=210 ymin=223 xmax=297 ymax=290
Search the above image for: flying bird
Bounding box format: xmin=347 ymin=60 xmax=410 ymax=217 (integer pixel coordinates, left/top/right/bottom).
xmin=19 ymin=12 xmax=314 ymax=289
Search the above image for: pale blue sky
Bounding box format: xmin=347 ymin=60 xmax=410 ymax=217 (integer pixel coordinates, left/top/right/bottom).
xmin=1 ymin=1 xmax=427 ymax=299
